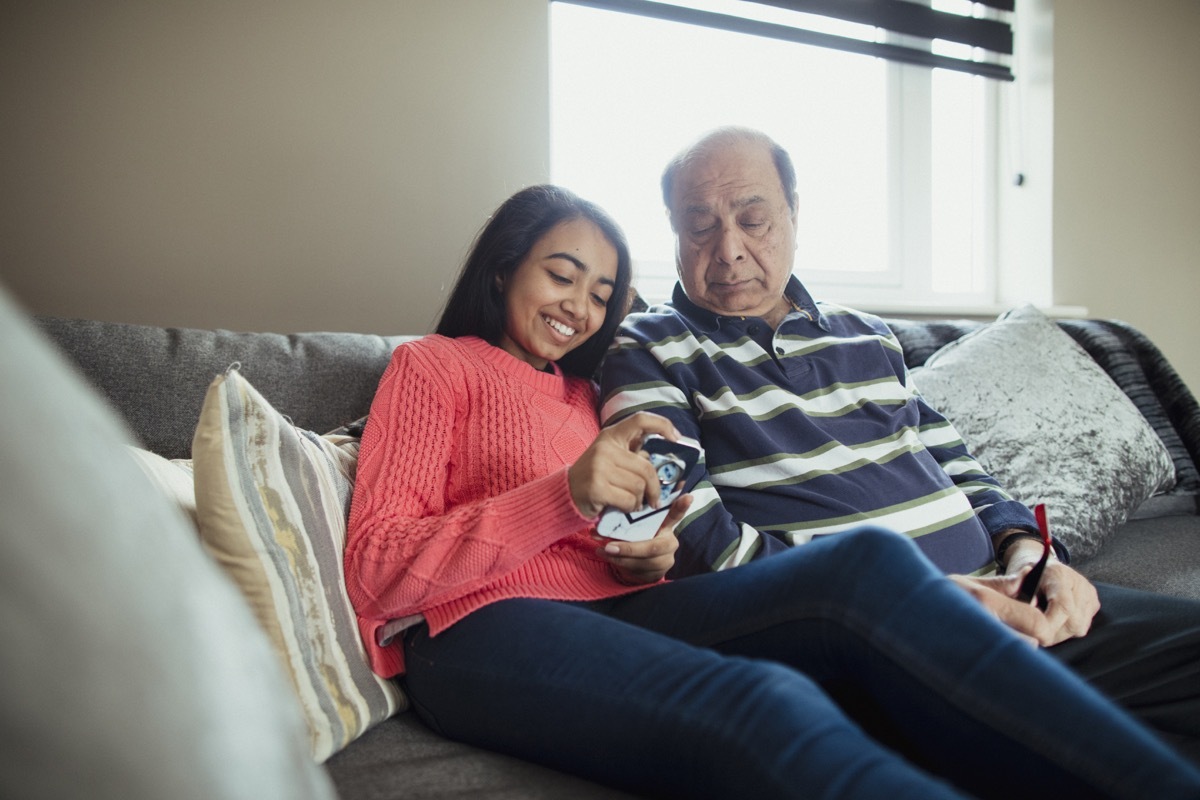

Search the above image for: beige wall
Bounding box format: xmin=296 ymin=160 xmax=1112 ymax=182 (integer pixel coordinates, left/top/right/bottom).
xmin=0 ymin=0 xmax=549 ymax=335
xmin=2 ymin=1 xmax=1198 ymax=391
xmin=1054 ymin=0 xmax=1200 ymax=392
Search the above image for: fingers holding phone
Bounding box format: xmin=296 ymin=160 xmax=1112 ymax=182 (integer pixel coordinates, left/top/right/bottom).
xmin=595 ymin=434 xmax=701 ymax=541
xmin=567 ymin=413 xmax=689 ymax=518
xmin=599 ymin=494 xmax=693 ymax=585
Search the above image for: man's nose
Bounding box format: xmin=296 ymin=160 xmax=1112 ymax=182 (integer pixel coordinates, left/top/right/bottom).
xmin=714 ymin=225 xmax=745 ymax=264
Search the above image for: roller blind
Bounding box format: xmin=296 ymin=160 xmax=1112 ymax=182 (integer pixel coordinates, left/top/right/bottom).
xmin=553 ymin=0 xmax=1015 ymax=80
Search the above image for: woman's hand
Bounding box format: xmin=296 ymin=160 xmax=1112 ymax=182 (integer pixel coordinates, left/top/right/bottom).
xmin=568 ymin=412 xmax=682 ymax=519
xmin=597 ymin=494 xmax=692 ymax=585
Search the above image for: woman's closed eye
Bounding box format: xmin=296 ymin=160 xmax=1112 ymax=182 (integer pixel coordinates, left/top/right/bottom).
xmin=548 ymin=269 xmax=608 ymax=307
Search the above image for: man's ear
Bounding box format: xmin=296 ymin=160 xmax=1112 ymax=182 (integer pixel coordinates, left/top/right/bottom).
xmin=790 ymin=193 xmax=800 ymax=251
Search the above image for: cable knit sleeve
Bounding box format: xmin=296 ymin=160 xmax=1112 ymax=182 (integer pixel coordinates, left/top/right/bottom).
xmin=344 ymin=341 xmax=593 ymax=627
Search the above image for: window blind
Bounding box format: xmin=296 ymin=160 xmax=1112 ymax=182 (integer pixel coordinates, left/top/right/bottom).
xmin=554 ymin=0 xmax=1015 ymax=81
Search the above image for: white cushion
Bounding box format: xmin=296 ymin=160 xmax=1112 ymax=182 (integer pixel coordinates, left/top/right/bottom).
xmin=911 ymin=304 xmax=1175 ymax=559
xmin=0 ymin=288 xmax=334 ymax=800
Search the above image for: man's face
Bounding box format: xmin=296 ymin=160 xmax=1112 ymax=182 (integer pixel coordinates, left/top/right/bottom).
xmin=669 ymin=138 xmax=798 ymax=325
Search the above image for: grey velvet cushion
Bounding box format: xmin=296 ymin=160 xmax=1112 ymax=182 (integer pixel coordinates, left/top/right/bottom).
xmin=910 ymin=305 xmax=1175 ymax=560
xmin=885 ymin=315 xmax=1200 ymax=511
xmin=34 ymin=316 xmax=413 ymax=459
xmin=0 ymin=288 xmax=335 ymax=800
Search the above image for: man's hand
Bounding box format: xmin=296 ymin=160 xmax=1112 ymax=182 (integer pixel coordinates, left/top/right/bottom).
xmin=596 ymin=495 xmax=692 ymax=585
xmin=1005 ymin=533 xmax=1101 ymax=644
xmin=949 ymin=560 xmax=1100 ymax=647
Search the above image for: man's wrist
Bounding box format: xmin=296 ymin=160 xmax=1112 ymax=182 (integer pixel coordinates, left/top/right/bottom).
xmin=993 ymin=530 xmax=1045 ymax=572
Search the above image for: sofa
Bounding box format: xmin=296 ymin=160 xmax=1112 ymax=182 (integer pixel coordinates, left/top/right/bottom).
xmin=4 ymin=290 xmax=1198 ymax=800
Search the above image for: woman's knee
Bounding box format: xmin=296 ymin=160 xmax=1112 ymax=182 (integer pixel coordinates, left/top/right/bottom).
xmin=809 ymin=526 xmax=935 ymax=581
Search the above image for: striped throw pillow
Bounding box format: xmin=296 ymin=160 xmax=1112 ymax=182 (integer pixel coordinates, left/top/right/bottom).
xmin=192 ymin=367 xmax=405 ymax=762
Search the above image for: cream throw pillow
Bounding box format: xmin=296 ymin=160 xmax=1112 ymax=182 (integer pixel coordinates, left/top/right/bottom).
xmin=192 ymin=367 xmax=405 ymax=763
xmin=127 ymin=446 xmax=196 ymax=529
xmin=910 ymin=305 xmax=1175 ymax=559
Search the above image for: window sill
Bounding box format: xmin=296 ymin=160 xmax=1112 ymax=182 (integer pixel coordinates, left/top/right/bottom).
xmin=852 ymin=303 xmax=1089 ymax=321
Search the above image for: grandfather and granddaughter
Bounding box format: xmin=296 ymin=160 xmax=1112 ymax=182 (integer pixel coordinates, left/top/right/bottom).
xmin=342 ymin=169 xmax=1200 ymax=797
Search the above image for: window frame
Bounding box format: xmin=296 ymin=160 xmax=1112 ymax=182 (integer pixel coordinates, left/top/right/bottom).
xmin=550 ymin=0 xmax=1052 ymax=314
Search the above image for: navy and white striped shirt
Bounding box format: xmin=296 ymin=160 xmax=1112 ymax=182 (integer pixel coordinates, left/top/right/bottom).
xmin=600 ymin=277 xmax=1041 ymax=577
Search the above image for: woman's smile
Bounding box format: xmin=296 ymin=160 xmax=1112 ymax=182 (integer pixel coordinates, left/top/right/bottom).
xmin=543 ymin=314 xmax=577 ymax=339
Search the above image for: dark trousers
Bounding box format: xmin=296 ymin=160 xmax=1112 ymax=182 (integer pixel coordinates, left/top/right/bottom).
xmin=400 ymin=530 xmax=1200 ymax=799
xmin=1049 ymin=582 xmax=1200 ymax=763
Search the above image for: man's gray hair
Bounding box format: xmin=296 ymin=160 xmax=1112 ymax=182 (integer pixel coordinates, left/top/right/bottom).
xmin=660 ymin=127 xmax=798 ymax=215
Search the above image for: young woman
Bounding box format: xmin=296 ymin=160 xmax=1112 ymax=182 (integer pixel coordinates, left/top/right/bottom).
xmin=344 ymin=185 xmax=1200 ymax=799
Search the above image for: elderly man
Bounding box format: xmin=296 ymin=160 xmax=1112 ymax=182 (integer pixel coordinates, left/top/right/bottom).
xmin=599 ymin=126 xmax=1200 ymax=760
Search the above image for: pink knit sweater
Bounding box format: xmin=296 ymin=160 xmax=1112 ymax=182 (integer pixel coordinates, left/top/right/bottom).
xmin=345 ymin=335 xmax=649 ymax=677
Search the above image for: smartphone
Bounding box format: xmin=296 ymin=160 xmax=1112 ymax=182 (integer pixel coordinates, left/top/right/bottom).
xmin=595 ymin=435 xmax=701 ymax=542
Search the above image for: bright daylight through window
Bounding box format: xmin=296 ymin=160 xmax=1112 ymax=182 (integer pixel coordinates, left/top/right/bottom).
xmin=550 ymin=0 xmax=1001 ymax=310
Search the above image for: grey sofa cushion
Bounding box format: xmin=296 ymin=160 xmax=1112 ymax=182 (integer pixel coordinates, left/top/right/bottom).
xmin=1074 ymin=515 xmax=1200 ymax=600
xmin=35 ymin=316 xmax=412 ymax=459
xmin=325 ymin=714 xmax=638 ymax=800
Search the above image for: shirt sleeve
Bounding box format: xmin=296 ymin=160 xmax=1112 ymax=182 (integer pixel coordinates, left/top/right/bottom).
xmin=599 ymin=322 xmax=795 ymax=577
xmin=344 ymin=344 xmax=593 ymax=623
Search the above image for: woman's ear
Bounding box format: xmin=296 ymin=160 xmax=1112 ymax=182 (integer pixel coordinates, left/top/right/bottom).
xmin=494 ymin=274 xmax=505 ymax=293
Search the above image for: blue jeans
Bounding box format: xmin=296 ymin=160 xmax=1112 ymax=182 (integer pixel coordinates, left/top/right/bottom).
xmin=401 ymin=528 xmax=1200 ymax=799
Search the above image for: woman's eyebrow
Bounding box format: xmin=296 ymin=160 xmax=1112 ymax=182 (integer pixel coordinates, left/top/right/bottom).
xmin=547 ymin=253 xmax=616 ymax=287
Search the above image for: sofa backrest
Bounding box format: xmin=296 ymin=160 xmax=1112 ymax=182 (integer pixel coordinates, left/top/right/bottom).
xmin=35 ymin=316 xmax=414 ymax=460
xmin=35 ymin=313 xmax=1200 ymax=496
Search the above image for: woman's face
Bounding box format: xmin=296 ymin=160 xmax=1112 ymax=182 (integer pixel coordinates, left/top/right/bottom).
xmin=497 ymin=217 xmax=619 ymax=371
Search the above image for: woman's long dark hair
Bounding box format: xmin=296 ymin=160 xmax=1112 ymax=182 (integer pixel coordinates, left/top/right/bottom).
xmin=435 ymin=185 xmax=633 ymax=379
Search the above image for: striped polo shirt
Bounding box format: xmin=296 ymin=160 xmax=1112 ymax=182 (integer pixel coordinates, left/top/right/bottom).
xmin=599 ymin=277 xmax=1041 ymax=577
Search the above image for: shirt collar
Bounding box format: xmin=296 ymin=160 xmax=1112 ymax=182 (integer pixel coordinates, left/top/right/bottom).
xmin=668 ymin=276 xmax=829 ymax=333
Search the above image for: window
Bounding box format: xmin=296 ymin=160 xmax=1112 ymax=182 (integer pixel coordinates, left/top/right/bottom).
xmin=550 ymin=0 xmax=1024 ymax=311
